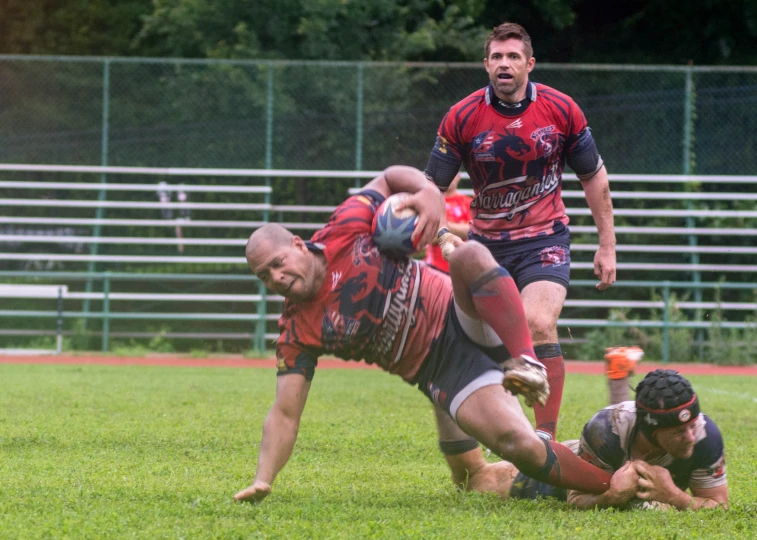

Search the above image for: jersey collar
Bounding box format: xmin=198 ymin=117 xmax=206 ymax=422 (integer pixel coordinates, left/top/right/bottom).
xmin=485 ymin=82 xmax=538 ymax=116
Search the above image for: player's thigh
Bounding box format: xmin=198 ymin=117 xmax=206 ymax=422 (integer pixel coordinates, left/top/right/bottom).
xmin=455 ymin=384 xmax=542 ymax=456
xmin=520 ymin=281 xmax=566 ymax=343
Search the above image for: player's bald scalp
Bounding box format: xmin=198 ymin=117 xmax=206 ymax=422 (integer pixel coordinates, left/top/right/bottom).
xmin=246 ymin=223 xmax=294 ymax=260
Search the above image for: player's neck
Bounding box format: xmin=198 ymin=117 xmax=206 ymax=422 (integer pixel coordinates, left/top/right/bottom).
xmin=309 ymin=253 xmax=328 ymax=297
xmin=489 ymin=81 xmax=533 ymax=117
xmin=494 ymin=86 xmax=527 ymax=104
xmin=631 ymin=433 xmax=665 ymax=461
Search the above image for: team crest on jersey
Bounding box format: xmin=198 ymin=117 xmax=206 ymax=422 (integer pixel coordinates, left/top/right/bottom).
xmin=426 ymin=382 xmax=448 ymax=407
xmin=540 ymin=245 xmax=567 ymax=267
xmin=472 ymin=131 xmax=497 ymax=161
xmin=531 ymin=125 xmax=558 ymax=157
xmin=352 ymin=234 xmax=381 ymax=266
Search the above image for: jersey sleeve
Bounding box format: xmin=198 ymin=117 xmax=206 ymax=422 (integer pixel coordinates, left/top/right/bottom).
xmin=312 ymin=190 xmax=383 ymax=244
xmin=434 ymin=109 xmax=466 ymax=165
xmin=689 ymin=416 xmax=727 ymax=490
xmin=425 ymin=108 xmax=466 ymax=190
xmin=577 ymin=409 xmax=625 ymax=474
xmin=276 ymin=335 xmax=318 ymax=381
xmin=564 ymin=98 xmax=604 ymax=179
xmin=565 ymin=97 xmax=588 ymax=143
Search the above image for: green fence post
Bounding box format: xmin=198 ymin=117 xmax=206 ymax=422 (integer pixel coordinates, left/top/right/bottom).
xmin=682 ymin=66 xmax=703 ymax=359
xmin=662 ymin=281 xmax=671 ymax=364
xmin=101 ymin=272 xmax=111 ymax=352
xmin=253 ymin=63 xmax=275 ymax=354
xmin=56 ymin=285 xmax=64 ymax=354
xmin=84 ymin=58 xmax=111 ymax=327
xmin=354 ymin=62 xmax=364 ymax=189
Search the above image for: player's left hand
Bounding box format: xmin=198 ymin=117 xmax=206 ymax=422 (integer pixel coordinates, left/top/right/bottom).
xmin=395 ymin=184 xmax=443 ymax=248
xmin=634 ymin=462 xmax=677 ymax=506
xmin=594 ymin=245 xmax=616 ymax=290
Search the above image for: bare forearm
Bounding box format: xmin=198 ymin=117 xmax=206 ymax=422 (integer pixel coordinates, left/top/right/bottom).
xmin=254 ymin=408 xmax=300 ymax=486
xmin=667 ymin=490 xmax=726 ymax=511
xmin=567 ymin=489 xmax=629 ymax=510
xmin=580 ymin=167 xmax=616 ymax=247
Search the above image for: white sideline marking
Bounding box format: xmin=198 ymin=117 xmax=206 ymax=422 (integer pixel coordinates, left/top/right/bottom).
xmin=700 ymin=387 xmax=757 ymax=404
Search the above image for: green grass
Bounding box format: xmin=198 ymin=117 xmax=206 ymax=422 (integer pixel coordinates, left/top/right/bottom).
xmin=1 ymin=365 xmax=756 ymax=539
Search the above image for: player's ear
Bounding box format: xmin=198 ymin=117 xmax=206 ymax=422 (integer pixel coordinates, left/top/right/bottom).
xmin=291 ymin=235 xmax=307 ymax=252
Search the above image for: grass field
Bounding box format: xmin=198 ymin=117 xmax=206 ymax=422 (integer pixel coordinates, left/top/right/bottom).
xmin=1 ymin=364 xmax=756 ymax=539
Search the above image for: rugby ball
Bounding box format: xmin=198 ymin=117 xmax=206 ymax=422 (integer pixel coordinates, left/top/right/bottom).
xmin=371 ymin=193 xmax=419 ymax=258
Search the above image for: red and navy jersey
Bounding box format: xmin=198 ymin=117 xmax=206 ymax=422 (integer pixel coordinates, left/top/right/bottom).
xmin=432 ymin=82 xmax=588 ymax=243
xmin=577 ymin=402 xmax=727 ymax=492
xmin=275 ymin=190 xmax=453 ymax=382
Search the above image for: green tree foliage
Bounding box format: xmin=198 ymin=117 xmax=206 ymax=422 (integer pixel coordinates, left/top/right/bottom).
xmin=133 ymin=0 xmax=488 ymax=61
xmin=0 ymin=0 xmax=152 ymax=55
xmin=3 ymin=0 xmax=757 ymax=65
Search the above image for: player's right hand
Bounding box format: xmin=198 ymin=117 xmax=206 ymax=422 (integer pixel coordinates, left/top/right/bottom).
xmin=439 ymin=231 xmax=464 ymax=260
xmin=234 ymin=481 xmax=272 ymax=504
xmin=606 ymin=461 xmax=639 ymax=506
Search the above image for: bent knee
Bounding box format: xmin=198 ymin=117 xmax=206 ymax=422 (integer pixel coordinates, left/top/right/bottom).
xmin=449 ymin=241 xmax=494 ymax=270
xmin=487 ymin=428 xmax=542 ymax=463
xmin=526 ymin=311 xmax=558 ymax=339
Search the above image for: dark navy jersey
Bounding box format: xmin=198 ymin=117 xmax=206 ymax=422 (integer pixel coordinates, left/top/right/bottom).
xmin=577 ymin=402 xmax=727 ymax=491
xmin=275 ymin=190 xmax=453 ymax=382
xmin=430 ymin=82 xmax=591 ymax=243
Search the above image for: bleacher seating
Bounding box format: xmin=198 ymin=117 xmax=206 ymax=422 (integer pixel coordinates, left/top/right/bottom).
xmin=2 ymin=164 xmax=756 ymax=361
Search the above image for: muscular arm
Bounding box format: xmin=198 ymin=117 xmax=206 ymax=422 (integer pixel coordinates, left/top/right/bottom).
xmin=687 ymin=483 xmax=729 ymax=510
xmin=580 ymin=165 xmax=616 ymax=290
xmin=234 ymin=373 xmax=311 ymax=502
xmin=636 ymin=462 xmax=728 ymax=511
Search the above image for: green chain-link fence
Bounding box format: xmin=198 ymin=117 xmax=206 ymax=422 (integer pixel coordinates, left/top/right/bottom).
xmin=2 ymin=57 xmax=757 ymax=175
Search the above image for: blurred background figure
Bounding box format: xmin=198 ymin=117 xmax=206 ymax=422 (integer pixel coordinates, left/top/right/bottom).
xmin=604 ymin=346 xmax=645 ymax=404
xmin=424 ymin=172 xmax=471 ymax=273
xmin=157 ymin=181 xmax=173 ymax=220
xmin=176 ymin=185 xmax=191 ymax=253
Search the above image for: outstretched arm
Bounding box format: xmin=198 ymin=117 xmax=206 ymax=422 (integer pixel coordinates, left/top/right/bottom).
xmin=635 ymin=462 xmax=728 ymax=510
xmin=234 ymin=373 xmax=311 ymax=503
xmin=580 ymin=166 xmax=616 ymax=290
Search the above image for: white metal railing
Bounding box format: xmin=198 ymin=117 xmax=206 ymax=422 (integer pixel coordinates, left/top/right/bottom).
xmin=3 ymin=165 xmax=757 ymax=359
xmin=3 ymin=171 xmax=757 ymax=271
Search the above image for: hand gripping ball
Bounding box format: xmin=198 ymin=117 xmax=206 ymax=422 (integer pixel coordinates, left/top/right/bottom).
xmin=371 ymin=192 xmax=419 ymax=258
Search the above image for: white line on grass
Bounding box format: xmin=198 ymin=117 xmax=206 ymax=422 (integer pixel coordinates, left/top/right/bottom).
xmin=699 ymin=387 xmax=757 ymax=404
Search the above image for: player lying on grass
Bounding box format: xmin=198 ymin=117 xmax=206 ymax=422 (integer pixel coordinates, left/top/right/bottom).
xmin=234 ymin=165 xmax=615 ymax=503
xmin=453 ymin=369 xmax=728 ymax=511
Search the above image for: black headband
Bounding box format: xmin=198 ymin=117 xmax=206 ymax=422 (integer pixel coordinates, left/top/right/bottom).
xmin=636 ymin=393 xmax=700 ymax=435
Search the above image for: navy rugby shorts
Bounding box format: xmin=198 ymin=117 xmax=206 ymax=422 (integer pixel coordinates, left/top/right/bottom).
xmin=479 ymin=228 xmax=571 ymax=291
xmin=415 ymin=302 xmax=508 ymax=420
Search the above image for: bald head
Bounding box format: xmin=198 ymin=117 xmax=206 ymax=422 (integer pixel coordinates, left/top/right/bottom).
xmin=245 ymin=223 xmax=326 ymax=302
xmin=246 ymin=223 xmax=294 ymax=262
